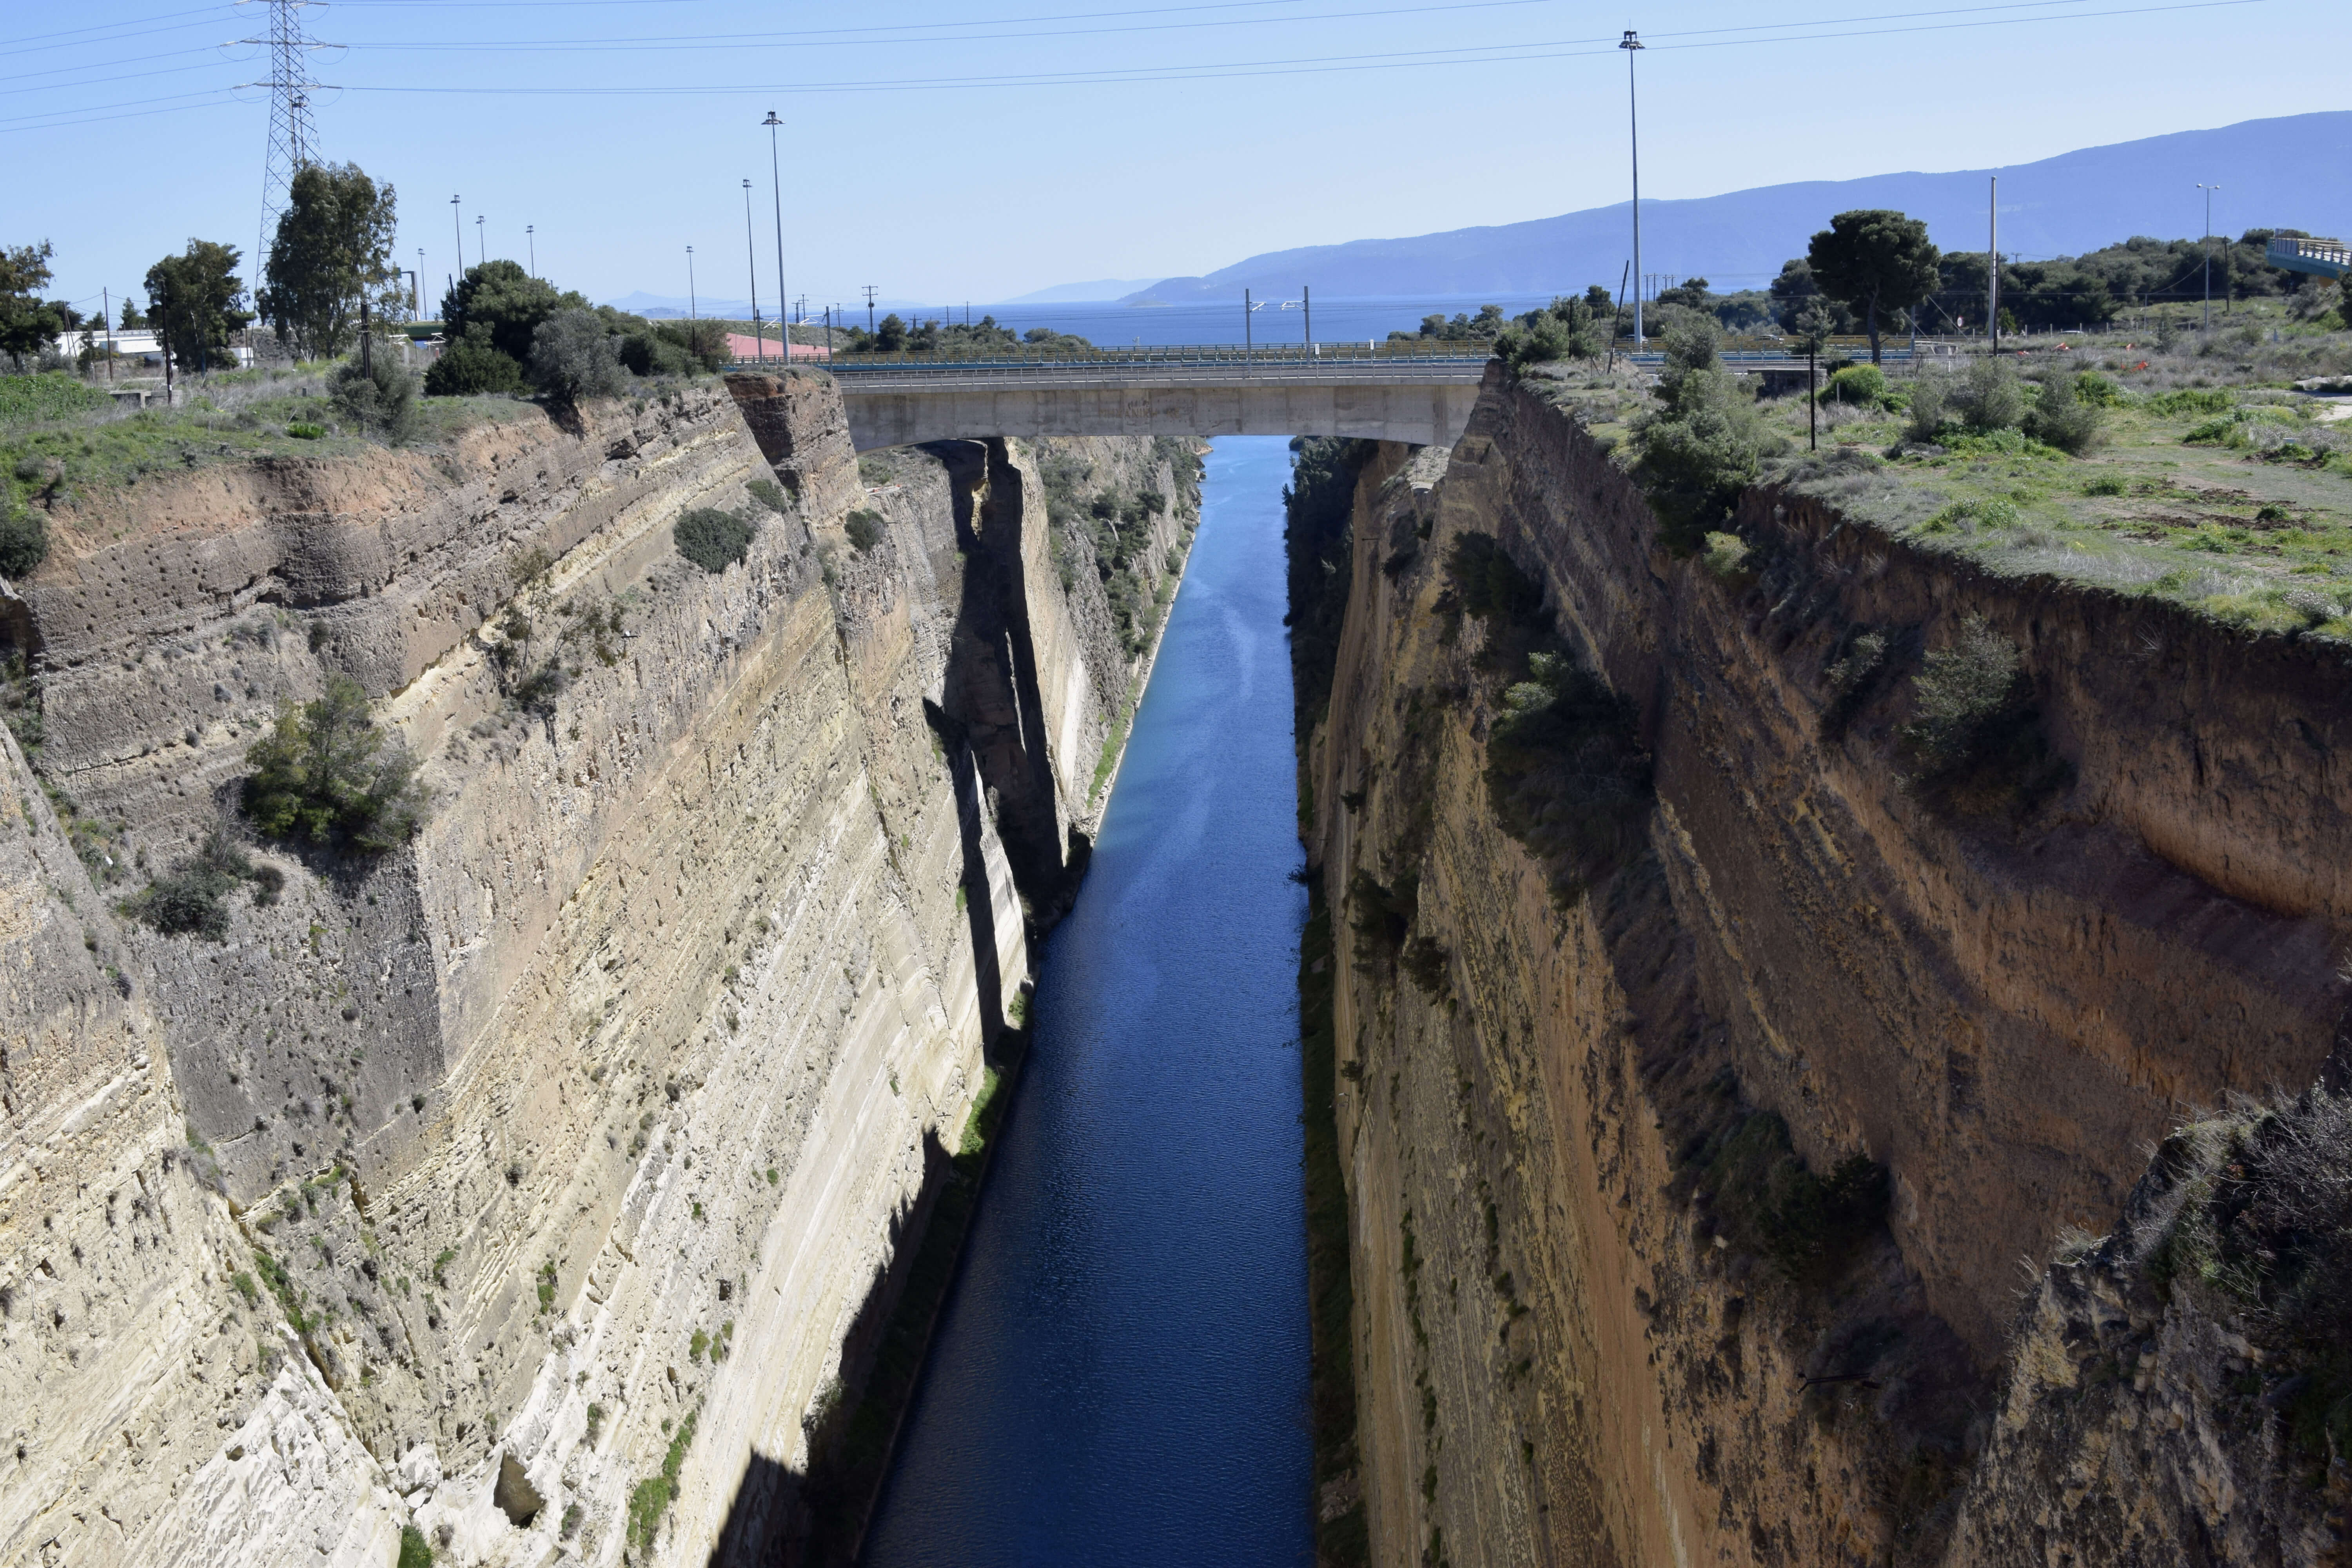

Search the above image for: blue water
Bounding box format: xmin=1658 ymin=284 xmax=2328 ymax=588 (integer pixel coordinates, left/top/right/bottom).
xmin=862 ymin=436 xmax=1313 ymax=1567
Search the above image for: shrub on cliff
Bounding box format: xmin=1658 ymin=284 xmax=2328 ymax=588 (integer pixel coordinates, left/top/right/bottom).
xmin=0 ymin=505 xmax=47 ymax=577
xmin=1898 ymin=613 xmax=2068 ymax=817
xmin=673 ymin=506 xmax=755 ymax=573
xmin=2133 ymin=1089 xmax=2352 ymax=1470
xmin=328 ymin=350 xmax=420 ymax=441
xmin=844 ymin=509 xmax=884 ymax=554
xmin=422 ymin=328 xmax=524 ymax=396
xmin=1688 ymin=1106 xmax=1889 ymax=1286
xmin=1627 ymin=310 xmax=1782 ymax=551
xmin=1444 ymin=534 xmax=1651 ymax=904
xmin=619 ymin=319 xmax=729 ymax=377
xmin=241 ymin=675 xmax=427 ymax=852
xmin=122 ymin=828 xmax=283 ymax=939
xmin=528 ymin=308 xmax=630 ymax=403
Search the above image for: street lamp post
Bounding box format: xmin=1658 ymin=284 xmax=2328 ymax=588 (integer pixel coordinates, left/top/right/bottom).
xmin=450 ymin=196 xmax=463 ymax=285
xmin=742 ymin=179 xmax=764 ymax=363
xmin=475 ymin=214 xmax=484 ymax=269
xmin=526 ymin=225 xmax=536 ymax=280
xmin=687 ymin=246 xmax=697 ymax=323
xmin=763 ymin=111 xmax=787 ymax=363
xmin=2197 ymin=182 xmax=2221 ymax=332
xmin=416 ymin=248 xmax=425 ymax=318
xmin=1620 ymin=30 xmax=1645 ymax=348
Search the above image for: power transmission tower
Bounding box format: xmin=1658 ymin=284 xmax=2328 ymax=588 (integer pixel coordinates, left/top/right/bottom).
xmin=243 ymin=0 xmax=328 ymax=266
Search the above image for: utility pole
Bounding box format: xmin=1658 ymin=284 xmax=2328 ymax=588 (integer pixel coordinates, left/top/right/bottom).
xmin=742 ymin=179 xmax=763 ymax=363
xmin=824 ymin=304 xmax=833 ymax=357
xmin=863 ymin=286 xmax=878 ymax=336
xmin=1620 ymin=31 xmax=1645 ymax=347
xmin=102 ymin=287 xmax=112 ymax=382
xmin=360 ymin=296 xmax=371 ymax=380
xmin=687 ymin=246 xmax=697 ymax=322
xmin=1245 ymin=287 xmax=1253 ymax=366
xmin=763 ymin=111 xmax=788 ymax=361
xmin=416 ymin=248 xmax=424 ymax=316
xmin=2198 ymin=182 xmax=2220 ymax=332
xmin=1987 ymin=176 xmax=2000 ymax=355
xmin=526 ymin=225 xmax=536 ymax=280
xmin=475 ymin=214 xmax=484 ymax=269
xmin=1303 ymin=285 xmax=1312 ymax=351
xmin=450 ymin=196 xmax=463 ymax=287
xmin=1809 ymin=342 xmax=1818 ymax=451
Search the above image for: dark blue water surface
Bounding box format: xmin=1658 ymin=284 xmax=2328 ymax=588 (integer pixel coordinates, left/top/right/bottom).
xmin=862 ymin=436 xmax=1313 ymax=1567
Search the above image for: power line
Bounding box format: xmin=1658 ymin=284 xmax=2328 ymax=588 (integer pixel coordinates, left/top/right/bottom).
xmin=0 ymin=0 xmax=2273 ymax=132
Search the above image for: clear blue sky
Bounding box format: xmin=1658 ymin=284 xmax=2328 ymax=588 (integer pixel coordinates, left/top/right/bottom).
xmin=10 ymin=0 xmax=2344 ymax=318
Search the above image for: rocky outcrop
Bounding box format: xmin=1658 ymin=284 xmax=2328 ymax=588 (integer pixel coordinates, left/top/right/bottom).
xmin=0 ymin=372 xmax=1191 ymax=1566
xmin=1305 ymin=368 xmax=2352 ymax=1566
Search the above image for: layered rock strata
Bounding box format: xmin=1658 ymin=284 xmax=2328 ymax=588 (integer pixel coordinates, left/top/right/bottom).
xmin=1306 ymin=368 xmax=2352 ymax=1566
xmin=0 ymin=373 xmax=1189 ymax=1565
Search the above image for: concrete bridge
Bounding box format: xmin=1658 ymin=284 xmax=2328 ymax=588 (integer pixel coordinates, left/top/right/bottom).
xmin=758 ymin=348 xmax=1493 ymax=451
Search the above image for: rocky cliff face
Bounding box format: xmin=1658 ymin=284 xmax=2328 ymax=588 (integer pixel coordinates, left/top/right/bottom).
xmin=0 ymin=372 xmax=1190 ymax=1566
xmin=1304 ymin=369 xmax=2352 ymax=1566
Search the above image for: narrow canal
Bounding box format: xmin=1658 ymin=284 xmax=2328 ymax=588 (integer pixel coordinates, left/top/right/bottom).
xmin=863 ymin=435 xmax=1314 ymax=1565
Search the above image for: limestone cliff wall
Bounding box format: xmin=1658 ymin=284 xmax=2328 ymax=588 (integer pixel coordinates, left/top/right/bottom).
xmin=0 ymin=372 xmax=1184 ymax=1566
xmin=1308 ymin=368 xmax=2352 ymax=1567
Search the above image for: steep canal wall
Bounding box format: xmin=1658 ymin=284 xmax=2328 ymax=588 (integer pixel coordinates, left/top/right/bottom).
xmin=0 ymin=372 xmax=1194 ymax=1567
xmin=1297 ymin=368 xmax=2352 ymax=1566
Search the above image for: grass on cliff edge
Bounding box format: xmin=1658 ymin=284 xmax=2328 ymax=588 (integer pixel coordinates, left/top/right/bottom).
xmin=1522 ymin=302 xmax=2352 ymax=641
xmin=0 ymin=365 xmax=544 ymax=544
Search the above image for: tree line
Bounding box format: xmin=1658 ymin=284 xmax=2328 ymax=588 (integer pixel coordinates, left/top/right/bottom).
xmin=1389 ymin=213 xmax=2342 ymax=365
xmin=4 ymin=160 xmax=736 ymax=401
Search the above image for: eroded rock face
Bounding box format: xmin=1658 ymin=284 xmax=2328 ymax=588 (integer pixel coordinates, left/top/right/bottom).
xmin=0 ymin=377 xmax=1188 ymax=1565
xmin=1309 ymin=371 xmax=2352 ymax=1565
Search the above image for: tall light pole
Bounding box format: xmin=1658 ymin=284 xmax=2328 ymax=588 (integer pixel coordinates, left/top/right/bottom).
xmin=742 ymin=178 xmax=764 ymax=362
xmin=687 ymin=246 xmax=697 ymax=323
xmin=475 ymin=214 xmax=485 ymax=269
xmin=416 ymin=247 xmax=425 ymax=317
xmin=1988 ymin=176 xmax=2000 ymax=354
xmin=450 ymin=196 xmax=463 ymax=285
xmin=763 ymin=111 xmax=787 ymax=361
xmin=1620 ymin=30 xmax=1645 ymax=347
xmin=526 ymin=225 xmax=536 ymax=280
xmin=2197 ymin=182 xmax=2221 ymax=332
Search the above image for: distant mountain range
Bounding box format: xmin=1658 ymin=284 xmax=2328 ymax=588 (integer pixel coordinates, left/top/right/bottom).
xmin=1008 ymin=112 xmax=2349 ymax=307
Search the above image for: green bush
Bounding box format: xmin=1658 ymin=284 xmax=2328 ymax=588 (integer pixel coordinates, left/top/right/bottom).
xmin=2143 ymin=387 xmax=2234 ymax=418
xmin=528 ymin=309 xmax=629 ymax=403
xmin=328 ymin=351 xmax=419 ymax=442
xmin=423 ymin=330 xmax=524 ymax=396
xmin=286 ymin=422 xmax=324 ymax=439
xmin=746 ymin=477 xmax=788 ymax=514
xmin=122 ymin=829 xmax=277 ymax=940
xmin=1815 ymin=364 xmax=1891 ymax=408
xmin=2024 ymin=371 xmax=2107 ymax=454
xmin=1693 ymin=1108 xmax=1887 ymax=1285
xmin=1700 ymin=530 xmax=1753 ymax=579
xmin=0 ymin=506 xmax=48 ymax=577
xmin=1899 ymin=613 xmax=2068 ymax=816
xmin=673 ymin=506 xmax=755 ymax=573
xmin=398 ymin=1524 xmax=433 ymax=1568
xmin=241 ymin=675 xmax=427 ymax=852
xmin=1950 ymin=356 xmax=2027 ymax=432
xmin=2072 ymin=370 xmax=2125 ymax=407
xmin=843 ymin=508 xmax=884 ymax=554
xmin=1628 ymin=310 xmax=1780 ymax=548
xmin=1494 ymin=293 xmax=1607 ymax=373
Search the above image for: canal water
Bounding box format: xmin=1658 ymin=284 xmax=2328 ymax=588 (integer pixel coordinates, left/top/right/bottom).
xmin=863 ymin=436 xmax=1314 ymax=1566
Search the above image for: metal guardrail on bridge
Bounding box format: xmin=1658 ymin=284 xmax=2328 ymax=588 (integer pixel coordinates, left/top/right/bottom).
xmin=2269 ymin=236 xmax=2351 ymax=281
